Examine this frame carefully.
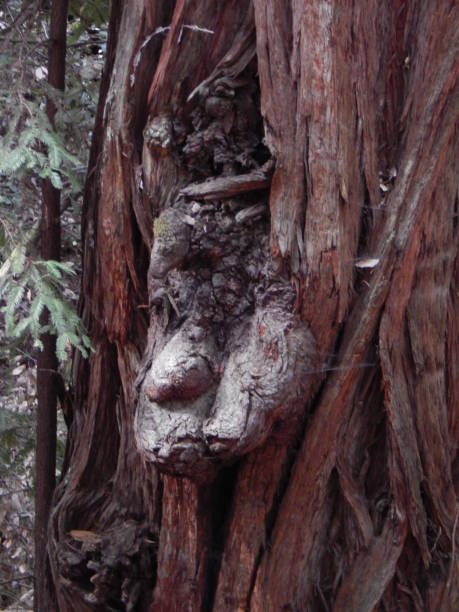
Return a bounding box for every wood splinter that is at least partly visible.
[180,163,273,200]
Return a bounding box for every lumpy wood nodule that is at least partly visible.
[135,189,317,479]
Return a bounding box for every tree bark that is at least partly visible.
[35,1,68,610]
[49,2,458,610]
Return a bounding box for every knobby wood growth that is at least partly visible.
[48,2,457,611]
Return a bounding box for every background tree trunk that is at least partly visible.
[49,1,457,610]
[35,1,68,610]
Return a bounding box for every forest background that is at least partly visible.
[0,2,108,608]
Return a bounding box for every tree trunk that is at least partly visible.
[49,2,457,610]
[35,2,68,610]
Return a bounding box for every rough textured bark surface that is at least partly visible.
[35,1,68,610]
[49,1,457,610]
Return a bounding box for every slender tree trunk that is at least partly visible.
[49,2,457,610]
[35,1,68,610]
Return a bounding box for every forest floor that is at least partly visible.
[0,350,35,611]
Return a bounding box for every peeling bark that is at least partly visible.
[49,1,458,610]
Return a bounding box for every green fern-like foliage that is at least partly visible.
[0,237,93,361]
[0,108,82,193]
[0,33,98,365]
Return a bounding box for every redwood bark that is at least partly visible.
[49,2,458,611]
[35,2,68,610]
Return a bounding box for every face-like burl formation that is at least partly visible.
[135,191,317,479]
[135,58,316,479]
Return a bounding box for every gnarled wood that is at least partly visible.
[49,1,458,610]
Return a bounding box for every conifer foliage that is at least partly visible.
[0,2,107,608]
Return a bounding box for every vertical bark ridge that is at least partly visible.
[151,478,211,610]
[250,348,393,609]
[73,344,121,490]
[213,440,294,610]
[49,3,168,608]
[447,240,458,472]
[254,0,304,271]
[254,0,365,347]
[247,4,384,603]
[336,364,383,551]
[249,4,456,605]
[333,507,407,611]
[379,0,457,580]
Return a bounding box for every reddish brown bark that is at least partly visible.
[49,1,457,610]
[35,1,68,610]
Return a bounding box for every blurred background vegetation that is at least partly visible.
[0,1,108,608]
